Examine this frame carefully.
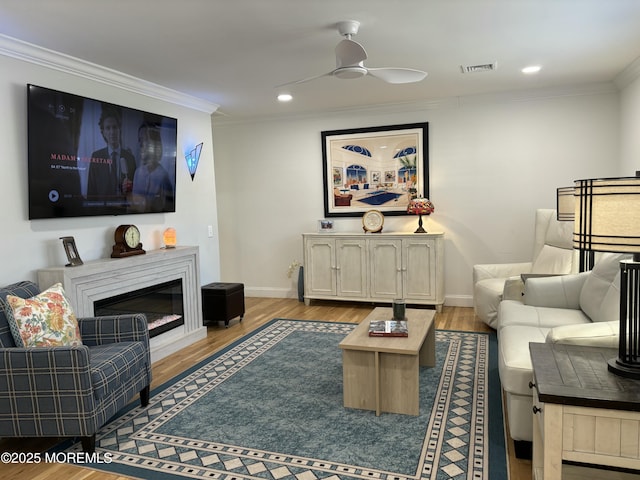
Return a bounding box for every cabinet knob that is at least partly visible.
[533,406,543,415]
[528,381,536,389]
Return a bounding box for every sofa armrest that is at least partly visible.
[79,313,149,348]
[546,321,619,348]
[524,271,589,308]
[473,262,532,283]
[502,276,524,301]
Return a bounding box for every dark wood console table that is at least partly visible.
[529,342,640,479]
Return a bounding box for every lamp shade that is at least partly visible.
[573,177,640,254]
[407,197,434,234]
[407,198,434,216]
[163,227,177,248]
[556,186,575,221]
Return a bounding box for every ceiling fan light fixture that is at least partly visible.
[333,65,368,80]
[276,20,426,87]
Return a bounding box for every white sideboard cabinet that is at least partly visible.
[302,232,444,311]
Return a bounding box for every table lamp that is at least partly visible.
[573,175,640,378]
[558,185,593,272]
[406,197,434,233]
[556,186,575,222]
[163,227,177,248]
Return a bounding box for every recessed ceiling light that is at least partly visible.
[277,93,293,102]
[521,65,542,74]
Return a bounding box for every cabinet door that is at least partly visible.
[403,238,437,301]
[336,239,367,298]
[369,238,402,299]
[304,238,336,296]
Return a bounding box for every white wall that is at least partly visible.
[620,64,640,175]
[213,86,621,306]
[0,38,221,287]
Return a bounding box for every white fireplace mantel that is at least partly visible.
[37,246,206,363]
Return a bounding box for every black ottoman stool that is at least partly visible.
[201,282,245,327]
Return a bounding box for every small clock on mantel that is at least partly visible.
[111,224,146,258]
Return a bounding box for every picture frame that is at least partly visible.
[60,236,84,267]
[317,219,335,232]
[321,122,429,217]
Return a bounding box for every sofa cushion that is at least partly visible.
[89,341,147,401]
[546,320,619,348]
[524,272,588,309]
[0,281,41,348]
[579,253,626,323]
[498,325,549,395]
[498,299,590,330]
[4,283,82,348]
[543,215,574,250]
[531,244,573,274]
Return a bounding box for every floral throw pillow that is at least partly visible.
[5,283,82,348]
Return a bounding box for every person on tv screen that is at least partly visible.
[131,123,173,213]
[86,106,136,204]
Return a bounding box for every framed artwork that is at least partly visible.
[321,122,429,217]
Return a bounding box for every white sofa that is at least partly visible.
[496,252,627,452]
[473,209,576,329]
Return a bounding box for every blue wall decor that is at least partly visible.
[185,143,203,180]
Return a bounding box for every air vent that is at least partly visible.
[460,62,497,74]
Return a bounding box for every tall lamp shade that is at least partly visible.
[556,186,575,222]
[573,177,640,255]
[574,176,640,378]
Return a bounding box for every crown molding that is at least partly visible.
[213,82,618,127]
[458,82,618,106]
[0,34,219,114]
[614,55,640,90]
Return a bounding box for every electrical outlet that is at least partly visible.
[207,225,214,238]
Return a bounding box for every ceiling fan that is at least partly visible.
[278,20,428,87]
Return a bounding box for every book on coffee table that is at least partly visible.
[368,320,408,337]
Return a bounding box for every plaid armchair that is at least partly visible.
[0,281,152,452]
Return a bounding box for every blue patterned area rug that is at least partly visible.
[62,319,508,480]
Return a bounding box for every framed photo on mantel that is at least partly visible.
[321,122,429,217]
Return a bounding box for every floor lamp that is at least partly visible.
[573,175,640,378]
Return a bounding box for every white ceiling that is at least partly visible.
[2,0,640,120]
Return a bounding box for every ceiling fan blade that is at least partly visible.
[367,67,427,84]
[335,39,367,68]
[275,71,333,88]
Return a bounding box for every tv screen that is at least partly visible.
[27,84,178,219]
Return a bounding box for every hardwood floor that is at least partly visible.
[0,298,531,480]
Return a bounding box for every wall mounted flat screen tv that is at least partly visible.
[27,84,178,219]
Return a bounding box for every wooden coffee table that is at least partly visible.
[338,307,436,416]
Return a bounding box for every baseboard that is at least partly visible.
[244,287,295,298]
[444,294,474,308]
[244,288,475,308]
